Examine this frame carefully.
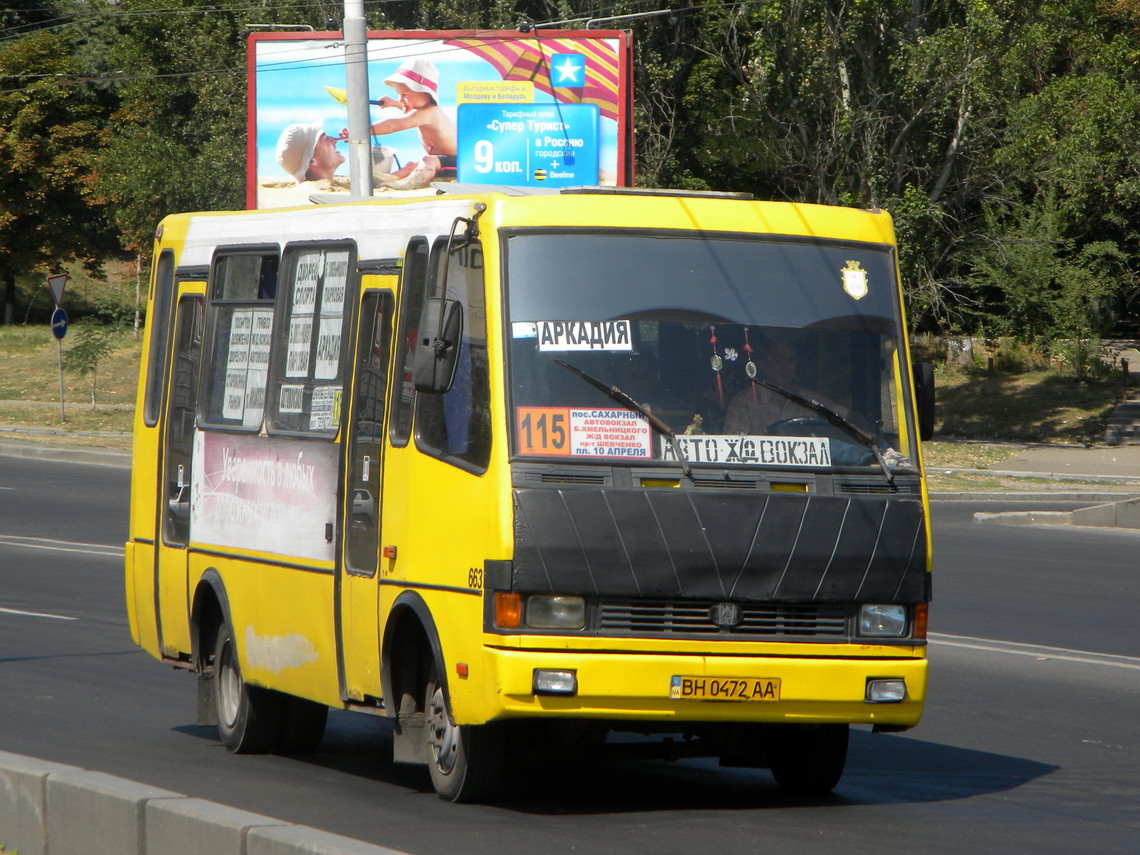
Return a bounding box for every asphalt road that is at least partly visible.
[1,455,1138,853]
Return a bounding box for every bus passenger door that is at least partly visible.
[156,290,204,659]
[338,289,394,701]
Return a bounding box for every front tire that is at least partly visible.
[423,664,505,802]
[768,723,849,796]
[213,622,283,753]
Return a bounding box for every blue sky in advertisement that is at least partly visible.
[253,36,622,205]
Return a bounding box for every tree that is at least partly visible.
[64,322,120,409]
[0,29,122,323]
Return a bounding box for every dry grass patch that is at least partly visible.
[0,324,140,405]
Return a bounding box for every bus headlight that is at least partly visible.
[526,595,586,629]
[858,604,907,637]
[866,678,907,703]
[533,669,578,695]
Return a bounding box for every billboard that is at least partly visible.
[248,30,634,208]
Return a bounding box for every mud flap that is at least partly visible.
[197,670,218,726]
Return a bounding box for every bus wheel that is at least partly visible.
[423,664,504,802]
[213,622,282,753]
[768,723,848,796]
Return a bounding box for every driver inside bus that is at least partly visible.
[722,330,855,435]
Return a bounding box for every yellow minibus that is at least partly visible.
[125,186,934,802]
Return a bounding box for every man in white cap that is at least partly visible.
[276,121,345,182]
[346,57,457,190]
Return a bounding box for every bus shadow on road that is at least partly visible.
[479,729,1058,813]
[184,711,1056,813]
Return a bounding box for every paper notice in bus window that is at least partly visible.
[516,406,652,459]
[279,384,304,413]
[286,317,312,378]
[227,310,253,371]
[243,368,267,429]
[309,386,341,431]
[660,434,833,467]
[248,310,273,374]
[223,369,246,421]
[292,251,320,315]
[536,320,633,352]
[319,250,349,318]
[314,317,341,380]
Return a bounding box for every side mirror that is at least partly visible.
[412,298,463,393]
[912,362,935,441]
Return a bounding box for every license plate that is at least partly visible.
[670,675,781,702]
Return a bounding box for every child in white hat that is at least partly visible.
[341,58,457,190]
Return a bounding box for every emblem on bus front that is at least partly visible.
[711,602,742,628]
[841,260,868,300]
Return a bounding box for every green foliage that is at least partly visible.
[63,322,123,408]
[967,193,1123,346]
[6,0,1140,344]
[0,26,124,320]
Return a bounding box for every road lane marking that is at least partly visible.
[930,632,1140,671]
[0,534,122,557]
[0,606,77,621]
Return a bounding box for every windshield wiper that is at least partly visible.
[750,378,895,484]
[553,359,692,477]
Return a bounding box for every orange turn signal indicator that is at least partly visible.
[914,603,928,639]
[494,592,523,629]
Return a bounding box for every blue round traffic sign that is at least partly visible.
[51,307,68,340]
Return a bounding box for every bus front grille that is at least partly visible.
[596,600,849,639]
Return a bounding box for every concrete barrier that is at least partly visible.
[0,751,408,855]
[975,494,1140,528]
[1071,495,1140,528]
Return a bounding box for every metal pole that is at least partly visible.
[343,0,373,197]
[57,337,65,422]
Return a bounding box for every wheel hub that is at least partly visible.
[425,685,459,774]
[216,639,242,728]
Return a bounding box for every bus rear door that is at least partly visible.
[155,282,205,659]
[337,286,395,702]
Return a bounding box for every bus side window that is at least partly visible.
[389,238,430,447]
[143,249,176,427]
[199,250,279,431]
[414,240,491,473]
[266,242,358,436]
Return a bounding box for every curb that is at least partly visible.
[0,751,409,855]
[929,491,1140,503]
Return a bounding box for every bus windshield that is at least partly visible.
[505,230,918,471]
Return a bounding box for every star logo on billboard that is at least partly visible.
[552,53,585,87]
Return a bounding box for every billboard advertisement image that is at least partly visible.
[248,30,634,208]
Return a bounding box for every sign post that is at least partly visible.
[46,274,69,422]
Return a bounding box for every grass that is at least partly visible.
[0,325,1133,481]
[0,322,139,448]
[932,363,1123,444]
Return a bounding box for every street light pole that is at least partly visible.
[343,0,373,197]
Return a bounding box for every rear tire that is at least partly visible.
[423,663,505,802]
[769,723,848,796]
[213,622,283,753]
